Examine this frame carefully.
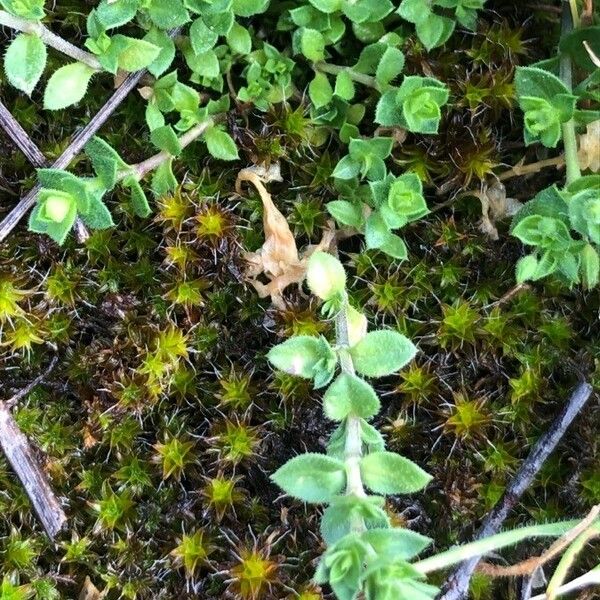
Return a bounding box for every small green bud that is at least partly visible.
[39,190,74,223]
[306,251,346,301]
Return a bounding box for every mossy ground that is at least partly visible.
[0,1,599,599]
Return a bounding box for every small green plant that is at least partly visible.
[509,5,600,289]
[398,0,487,50]
[267,251,594,600]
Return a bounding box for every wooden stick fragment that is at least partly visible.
[0,100,89,241]
[0,357,67,538]
[437,381,594,600]
[0,100,47,166]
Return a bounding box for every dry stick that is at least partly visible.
[0,100,46,166]
[437,381,594,600]
[0,99,89,242]
[497,156,566,182]
[0,356,67,538]
[0,70,149,243]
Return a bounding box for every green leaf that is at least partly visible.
[416,13,455,51]
[36,189,76,223]
[398,0,431,24]
[44,62,96,110]
[321,496,389,545]
[85,137,128,189]
[307,0,342,12]
[301,28,326,62]
[226,22,252,54]
[360,419,386,452]
[375,89,404,126]
[28,200,77,245]
[204,127,239,161]
[362,528,432,560]
[350,330,417,377]
[96,0,140,29]
[365,212,390,249]
[515,255,539,284]
[148,0,191,29]
[309,72,334,109]
[151,125,183,156]
[360,451,432,495]
[79,194,114,230]
[204,10,234,35]
[326,200,364,228]
[306,251,346,301]
[397,76,449,133]
[375,46,405,87]
[151,157,177,197]
[113,35,162,71]
[514,66,571,104]
[332,155,360,180]
[145,102,165,131]
[268,335,336,384]
[520,96,563,148]
[512,215,573,249]
[580,244,599,289]
[232,0,269,16]
[0,0,45,20]
[190,17,219,55]
[569,189,600,244]
[122,176,151,217]
[189,48,220,78]
[143,28,176,77]
[380,233,408,260]
[510,185,569,230]
[559,26,600,72]
[334,70,355,101]
[271,453,346,503]
[323,373,380,421]
[4,33,46,96]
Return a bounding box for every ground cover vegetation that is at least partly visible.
[0,0,599,598]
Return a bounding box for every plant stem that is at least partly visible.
[335,298,367,532]
[0,10,101,70]
[559,2,581,185]
[129,118,217,180]
[497,155,565,181]
[315,62,378,89]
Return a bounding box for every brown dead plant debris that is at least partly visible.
[235,167,335,309]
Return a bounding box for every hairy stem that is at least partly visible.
[335,299,367,532]
[0,10,101,70]
[129,118,218,180]
[315,61,378,89]
[559,1,581,185]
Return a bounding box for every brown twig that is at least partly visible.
[437,381,594,600]
[0,356,66,538]
[497,156,566,181]
[0,99,46,166]
[5,355,58,409]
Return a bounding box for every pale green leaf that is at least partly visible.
[4,33,46,96]
[44,62,95,110]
